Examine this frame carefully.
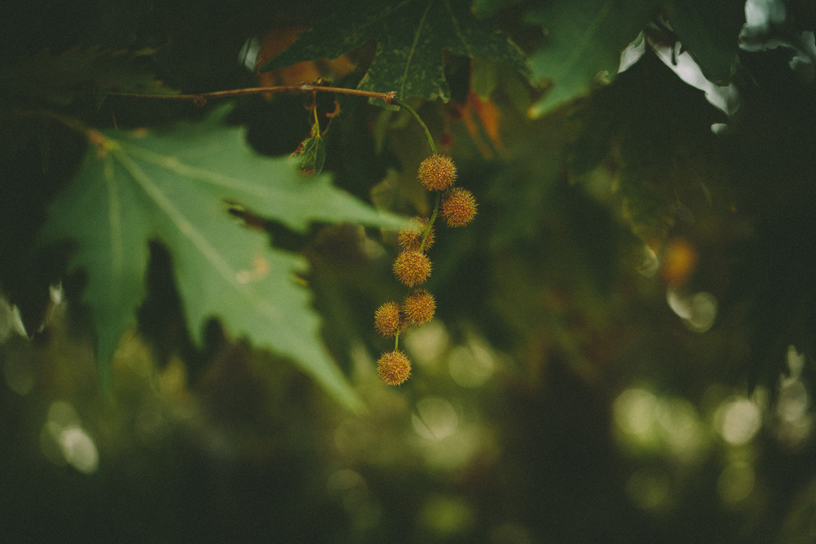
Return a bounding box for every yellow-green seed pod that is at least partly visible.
[418,154,457,191]
[403,289,436,327]
[377,350,412,385]
[393,250,431,287]
[374,301,402,337]
[441,188,477,227]
[398,216,435,252]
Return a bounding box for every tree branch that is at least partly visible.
[106,85,398,107]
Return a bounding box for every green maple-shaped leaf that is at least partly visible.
[260,0,529,102]
[0,46,179,107]
[40,106,406,412]
[525,0,657,116]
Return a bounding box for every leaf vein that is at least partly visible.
[126,145,282,199]
[444,0,472,58]
[112,149,239,285]
[103,153,123,294]
[402,0,435,97]
[113,148,287,325]
[557,0,613,75]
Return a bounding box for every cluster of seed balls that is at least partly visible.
[374,154,478,386]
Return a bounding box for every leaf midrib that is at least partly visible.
[102,153,124,298]
[111,146,286,325]
[401,0,434,97]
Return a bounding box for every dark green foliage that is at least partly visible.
[720,46,816,391]
[665,0,746,83]
[261,0,530,101]
[523,0,744,115]
[525,0,658,115]
[572,46,729,241]
[0,47,178,108]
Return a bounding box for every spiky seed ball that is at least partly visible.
[374,302,402,337]
[441,188,477,227]
[403,289,436,327]
[418,154,457,191]
[393,250,431,287]
[377,350,412,385]
[398,216,435,252]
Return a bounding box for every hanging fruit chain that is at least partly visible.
[374,149,477,385]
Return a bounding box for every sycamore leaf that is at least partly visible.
[525,0,657,117]
[0,46,179,107]
[260,0,530,102]
[40,106,407,412]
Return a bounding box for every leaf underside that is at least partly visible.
[260,0,530,102]
[40,106,407,412]
[525,0,744,116]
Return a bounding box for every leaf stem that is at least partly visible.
[419,193,440,252]
[14,108,93,137]
[13,108,115,152]
[390,97,441,251]
[391,97,437,156]
[106,85,398,107]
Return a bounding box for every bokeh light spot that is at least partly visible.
[667,290,718,333]
[42,401,99,474]
[418,494,474,537]
[655,397,708,463]
[716,398,762,446]
[412,397,458,440]
[718,461,755,506]
[778,379,809,423]
[47,401,80,430]
[787,345,806,377]
[614,388,658,437]
[448,338,495,388]
[687,292,718,332]
[662,238,698,286]
[58,427,99,475]
[404,321,450,368]
[626,468,672,512]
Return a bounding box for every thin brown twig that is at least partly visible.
[106,85,398,107]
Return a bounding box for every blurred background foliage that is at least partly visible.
[2,0,816,542]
